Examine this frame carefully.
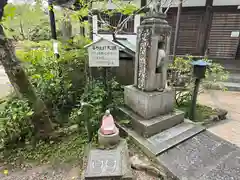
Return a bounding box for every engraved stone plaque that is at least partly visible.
[148,123,194,145]
[201,150,240,180]
[158,131,238,179]
[85,149,122,179]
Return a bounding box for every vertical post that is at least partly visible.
[102,67,108,111]
[189,78,201,120]
[48,0,59,58]
[88,2,93,40]
[141,0,147,7]
[173,0,183,60]
[0,0,7,21]
[201,0,213,56]
[82,104,93,142]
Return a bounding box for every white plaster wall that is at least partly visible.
[92,15,98,34]
[213,0,240,6]
[134,15,141,33]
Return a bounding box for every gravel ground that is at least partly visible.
[0,164,81,180]
[0,164,161,180]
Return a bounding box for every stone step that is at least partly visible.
[222,82,240,92]
[147,123,205,156]
[119,107,184,138]
[116,122,205,158]
[157,131,239,180]
[226,73,240,83]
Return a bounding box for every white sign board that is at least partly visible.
[86,38,119,67]
[231,31,240,38]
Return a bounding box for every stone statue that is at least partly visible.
[98,110,120,147]
[134,2,171,92]
[149,0,162,14]
[157,49,166,69]
[100,110,117,135]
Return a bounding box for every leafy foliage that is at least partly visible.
[1,133,87,165]
[70,78,124,141]
[0,37,91,150]
[0,0,132,161]
[2,2,64,41]
[168,56,229,106]
[0,98,34,148]
[16,38,89,125]
[176,100,217,122]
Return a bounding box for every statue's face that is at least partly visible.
[159,35,165,41]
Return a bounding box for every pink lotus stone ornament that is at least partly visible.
[100,110,117,135]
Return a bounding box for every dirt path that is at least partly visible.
[0,164,81,180]
[0,67,12,98]
[0,163,161,180]
[199,90,240,147]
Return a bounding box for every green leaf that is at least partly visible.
[26,111,34,116]
[119,119,130,125]
[12,114,17,120]
[31,74,41,79]
[3,4,16,19]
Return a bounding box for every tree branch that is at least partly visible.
[164,0,174,14]
[114,0,154,34]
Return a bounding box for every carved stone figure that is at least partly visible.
[100,110,117,135]
[98,110,120,147]
[134,16,171,91]
[157,49,166,69]
[149,0,162,14]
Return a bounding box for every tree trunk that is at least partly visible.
[61,12,72,41]
[0,1,53,139]
[88,2,93,40]
[0,26,53,138]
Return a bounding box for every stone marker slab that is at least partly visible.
[116,121,204,159]
[84,139,133,180]
[157,131,239,180]
[200,150,240,180]
[148,123,194,144]
[147,123,205,155]
[85,149,122,179]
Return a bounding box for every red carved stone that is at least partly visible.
[100,112,117,135]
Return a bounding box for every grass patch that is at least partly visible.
[0,133,88,167]
[177,101,217,122]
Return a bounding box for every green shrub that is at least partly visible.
[16,38,89,125]
[0,98,34,148]
[168,56,229,106]
[69,78,124,140]
[0,36,92,149]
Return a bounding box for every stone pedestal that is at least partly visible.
[98,128,120,147]
[124,85,174,119]
[84,139,133,180]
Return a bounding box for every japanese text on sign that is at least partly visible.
[87,39,119,67]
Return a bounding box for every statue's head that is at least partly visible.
[105,109,111,116]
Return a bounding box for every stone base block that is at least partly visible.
[98,128,120,147]
[124,85,174,119]
[120,107,184,138]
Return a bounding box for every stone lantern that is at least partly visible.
[134,3,172,91]
[125,1,175,120]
